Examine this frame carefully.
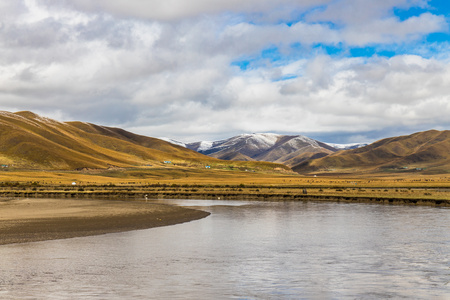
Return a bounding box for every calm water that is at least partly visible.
[0,200,448,299]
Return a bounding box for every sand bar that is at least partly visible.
[0,198,210,245]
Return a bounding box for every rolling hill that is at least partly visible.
[0,111,289,171]
[293,130,450,174]
[3,111,446,175]
[186,133,337,167]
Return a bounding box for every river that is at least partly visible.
[0,200,449,299]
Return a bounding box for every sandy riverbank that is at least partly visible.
[0,198,210,245]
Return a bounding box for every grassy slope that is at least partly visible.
[0,111,290,172]
[293,130,450,174]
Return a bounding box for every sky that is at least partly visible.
[0,0,450,144]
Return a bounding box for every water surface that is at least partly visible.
[0,200,448,299]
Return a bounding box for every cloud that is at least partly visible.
[128,53,450,142]
[306,0,427,25]
[56,0,330,22]
[0,0,448,144]
[0,1,28,21]
[341,13,447,45]
[279,54,450,129]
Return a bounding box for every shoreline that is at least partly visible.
[0,191,447,245]
[1,190,448,206]
[0,198,210,245]
[146,192,450,206]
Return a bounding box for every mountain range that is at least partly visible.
[293,129,450,174]
[0,110,447,174]
[163,134,365,167]
[168,131,449,174]
[0,111,208,170]
[0,111,287,171]
[184,133,341,167]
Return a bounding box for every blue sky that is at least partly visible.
[234,0,450,72]
[0,0,449,143]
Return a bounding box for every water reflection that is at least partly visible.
[0,201,448,299]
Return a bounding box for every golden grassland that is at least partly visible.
[0,166,448,203]
[0,111,294,173]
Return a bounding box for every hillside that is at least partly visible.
[293,130,450,174]
[186,133,336,167]
[0,111,289,171]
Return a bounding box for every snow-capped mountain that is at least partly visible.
[294,130,450,174]
[186,133,337,167]
[325,142,368,150]
[187,133,279,155]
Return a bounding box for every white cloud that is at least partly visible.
[342,13,447,45]
[57,0,330,22]
[306,0,428,25]
[124,53,450,141]
[0,0,448,143]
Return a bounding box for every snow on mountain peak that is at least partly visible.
[246,133,280,148]
[215,133,280,150]
[287,135,320,148]
[198,141,214,151]
[325,142,367,150]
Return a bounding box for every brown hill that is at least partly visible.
[0,111,289,171]
[293,130,450,174]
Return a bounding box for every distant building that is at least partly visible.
[164,161,172,164]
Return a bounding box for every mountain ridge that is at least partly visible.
[0,111,289,172]
[293,129,450,174]
[2,111,447,175]
[0,111,205,169]
[185,133,338,167]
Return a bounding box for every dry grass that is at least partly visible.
[0,111,293,176]
[0,167,448,201]
[294,130,450,175]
